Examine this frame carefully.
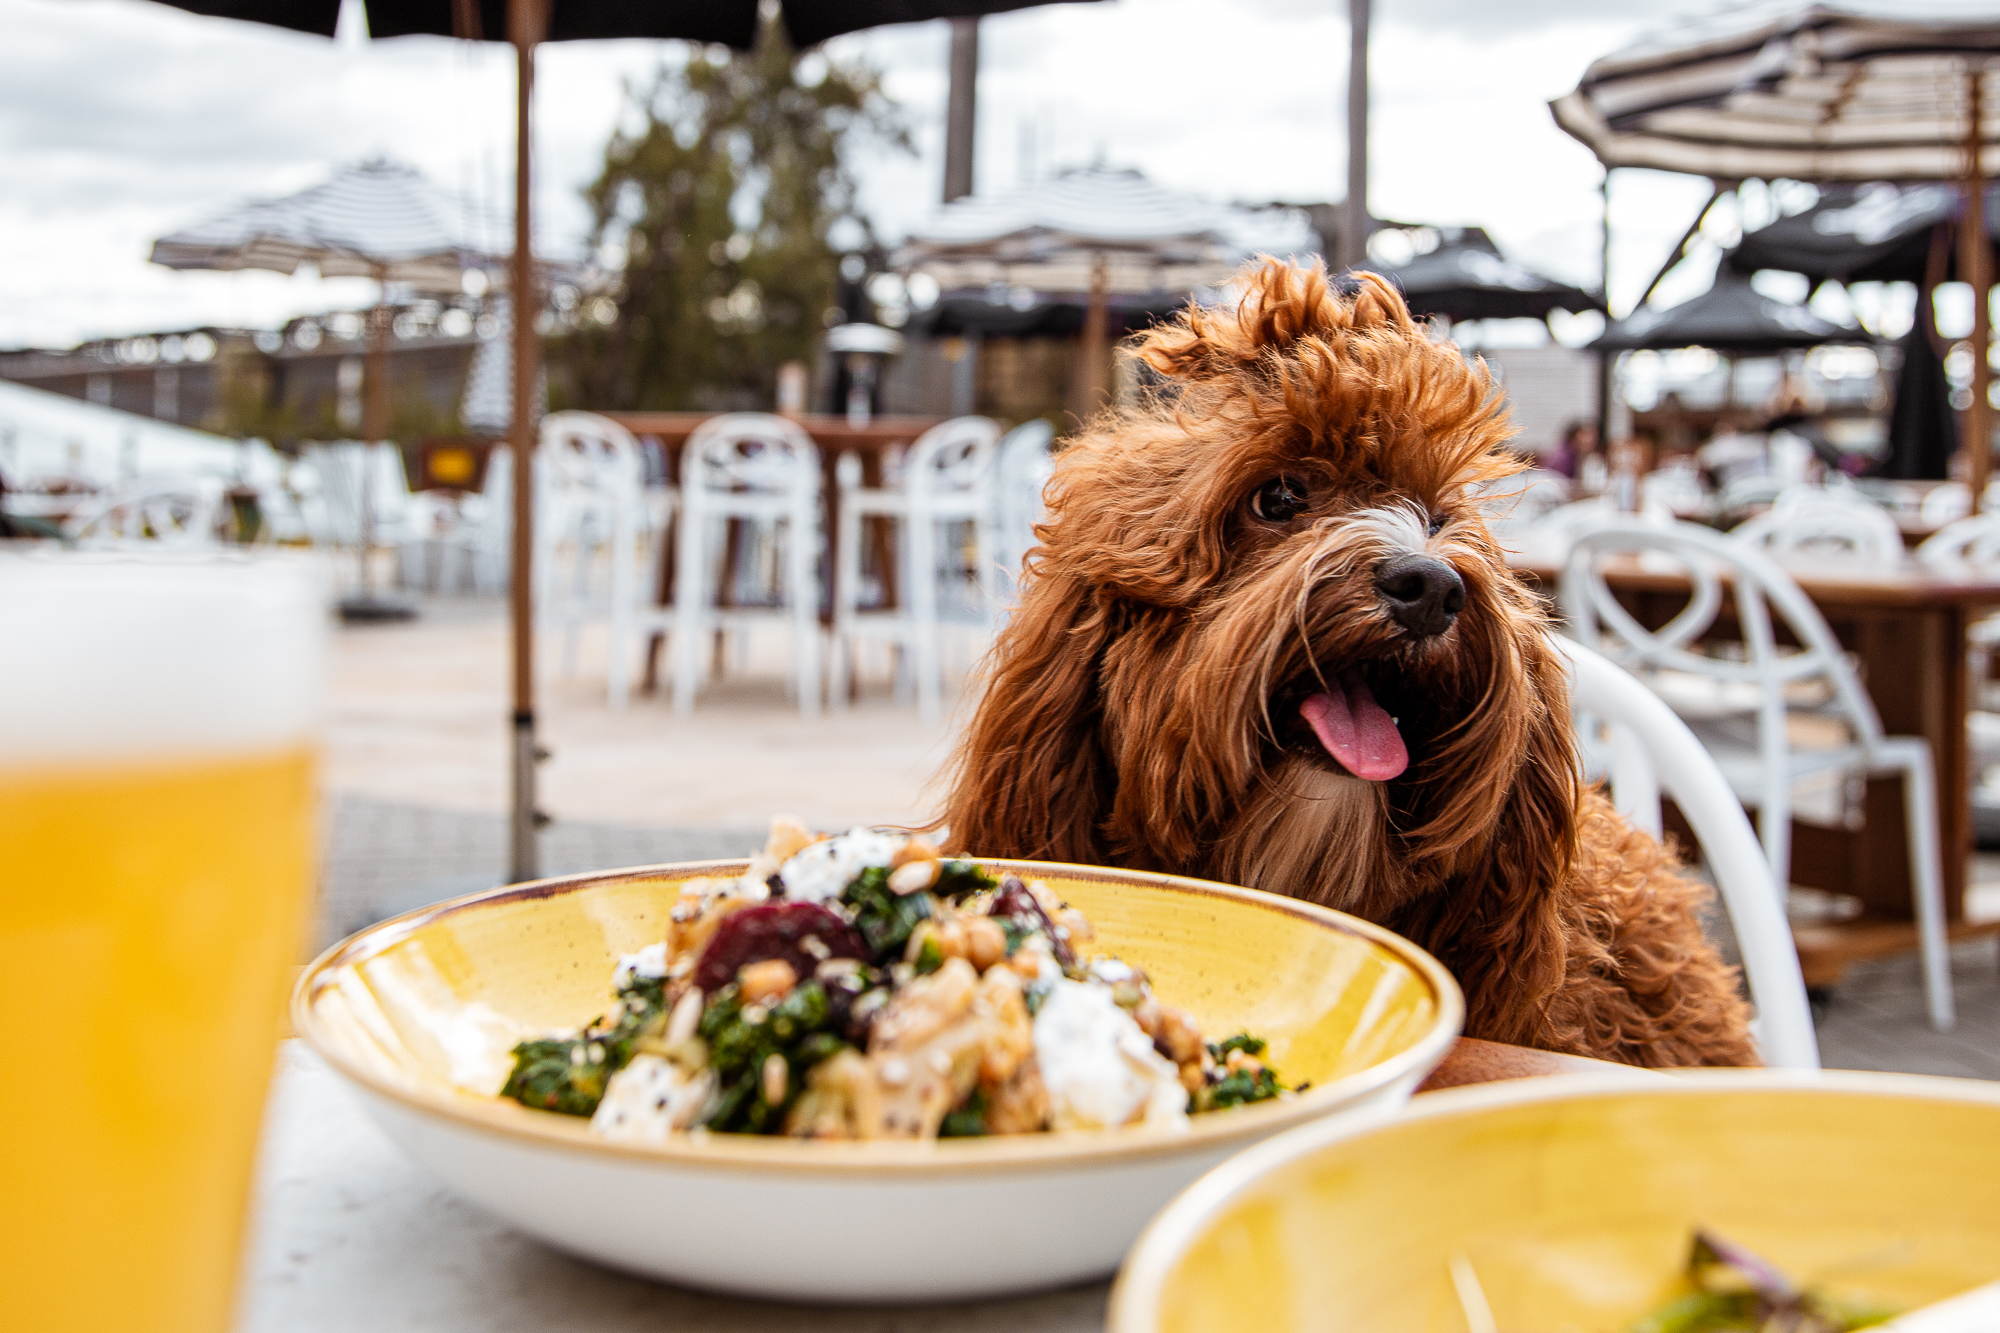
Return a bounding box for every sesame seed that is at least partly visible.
[762,1053,788,1105]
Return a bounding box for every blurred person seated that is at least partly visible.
[1539,420,1596,479]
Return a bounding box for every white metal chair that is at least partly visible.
[1918,510,2000,716]
[1731,486,1903,565]
[61,475,225,547]
[538,412,676,709]
[1558,636,1819,1069]
[829,415,1002,721]
[1562,519,1954,1030]
[1517,494,1673,557]
[671,413,822,715]
[991,417,1057,602]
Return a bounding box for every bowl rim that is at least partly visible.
[294,856,1465,1177]
[1106,1067,2000,1333]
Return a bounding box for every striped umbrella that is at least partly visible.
[900,167,1315,408]
[151,158,490,290]
[152,159,494,626]
[1552,3,2000,508]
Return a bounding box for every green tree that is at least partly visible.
[548,19,908,411]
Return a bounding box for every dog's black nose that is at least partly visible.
[1374,554,1465,638]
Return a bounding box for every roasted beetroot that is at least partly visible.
[692,901,868,994]
[988,874,1075,967]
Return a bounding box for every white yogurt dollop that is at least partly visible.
[590,1056,715,1143]
[1032,979,1189,1131]
[611,941,668,988]
[778,828,904,903]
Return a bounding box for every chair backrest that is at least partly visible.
[302,442,408,544]
[1520,494,1672,555]
[902,415,1001,500]
[540,410,646,494]
[62,476,224,547]
[1916,510,2000,571]
[1556,636,1819,1069]
[1561,519,1886,757]
[679,413,819,509]
[992,418,1056,579]
[1730,487,1902,565]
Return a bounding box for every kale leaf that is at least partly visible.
[696,980,851,1134]
[500,1038,614,1116]
[840,865,934,960]
[939,1089,989,1138]
[932,859,998,900]
[1194,1064,1281,1113]
[1207,1032,1267,1061]
[499,971,669,1118]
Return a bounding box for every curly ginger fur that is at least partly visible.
[940,258,1755,1068]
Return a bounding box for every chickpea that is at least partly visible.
[738,958,799,1003]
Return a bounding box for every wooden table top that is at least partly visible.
[1508,541,2000,611]
[599,411,945,451]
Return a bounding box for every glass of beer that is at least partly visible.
[0,552,325,1333]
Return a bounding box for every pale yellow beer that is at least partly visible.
[0,556,324,1333]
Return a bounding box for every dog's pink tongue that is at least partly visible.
[1300,681,1408,781]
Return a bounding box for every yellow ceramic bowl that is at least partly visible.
[1111,1070,2000,1333]
[295,859,1462,1302]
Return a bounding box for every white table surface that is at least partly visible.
[238,1043,1111,1333]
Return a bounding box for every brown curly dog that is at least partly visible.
[940,258,1756,1068]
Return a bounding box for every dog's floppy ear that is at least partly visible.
[938,565,1117,862]
[1133,257,1417,386]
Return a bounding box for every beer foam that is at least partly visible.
[0,551,328,766]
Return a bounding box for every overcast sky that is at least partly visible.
[2,0,1781,349]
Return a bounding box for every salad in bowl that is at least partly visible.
[502,818,1285,1142]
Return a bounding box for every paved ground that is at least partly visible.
[320,595,2000,1080]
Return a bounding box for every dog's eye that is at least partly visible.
[1427,512,1448,536]
[1251,476,1310,523]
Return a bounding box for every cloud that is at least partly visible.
[0,0,1730,347]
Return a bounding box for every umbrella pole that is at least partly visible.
[1076,252,1110,418]
[1965,66,1992,513]
[361,286,387,597]
[508,0,547,883]
[335,276,414,622]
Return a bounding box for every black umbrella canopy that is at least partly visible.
[1372,226,1602,323]
[1878,322,1957,481]
[1728,181,2000,286]
[162,0,1090,49]
[162,1,756,44]
[1594,268,1860,354]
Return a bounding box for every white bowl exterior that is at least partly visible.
[349,1070,1426,1302]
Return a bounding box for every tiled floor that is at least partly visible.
[319,794,2000,1080]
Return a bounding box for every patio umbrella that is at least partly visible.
[1550,4,2000,503]
[1372,226,1602,323]
[1728,181,2000,286]
[151,157,490,623]
[1593,268,1858,355]
[899,167,1314,411]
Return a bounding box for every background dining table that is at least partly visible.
[237,1038,1650,1333]
[1508,537,2000,987]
